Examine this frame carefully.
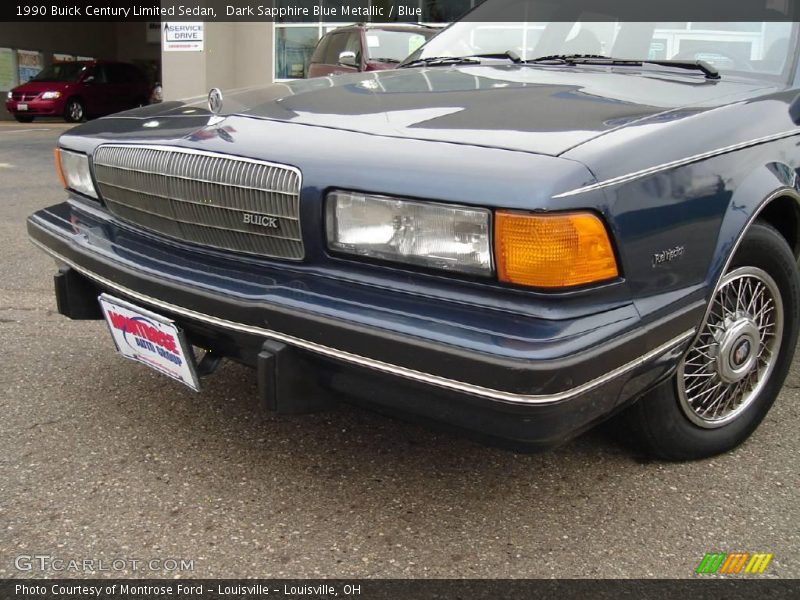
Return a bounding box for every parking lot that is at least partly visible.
[1,122,798,579]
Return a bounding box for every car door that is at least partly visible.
[104,64,132,114]
[116,64,148,110]
[77,66,108,116]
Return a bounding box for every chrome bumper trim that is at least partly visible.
[30,235,694,406]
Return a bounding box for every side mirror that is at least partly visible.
[338,51,359,69]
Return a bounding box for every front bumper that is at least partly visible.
[28,201,701,446]
[6,98,62,116]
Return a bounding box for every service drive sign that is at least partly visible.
[163,22,204,52]
[99,294,200,391]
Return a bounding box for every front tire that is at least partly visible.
[64,98,85,123]
[627,221,799,460]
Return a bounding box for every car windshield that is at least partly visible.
[410,3,796,78]
[31,62,87,82]
[366,29,435,63]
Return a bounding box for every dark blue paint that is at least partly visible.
[27,49,800,444]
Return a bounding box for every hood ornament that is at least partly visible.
[207,88,223,115]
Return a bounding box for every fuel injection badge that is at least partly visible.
[653,245,686,267]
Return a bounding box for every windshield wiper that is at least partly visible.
[399,56,481,69]
[399,53,719,78]
[523,54,720,79]
[528,54,611,63]
[466,50,523,63]
[400,50,523,69]
[372,58,401,63]
[641,59,721,80]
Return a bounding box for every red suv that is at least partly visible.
[307,24,438,78]
[5,60,150,123]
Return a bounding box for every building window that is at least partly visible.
[275,26,321,78]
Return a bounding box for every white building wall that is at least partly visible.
[161,22,275,101]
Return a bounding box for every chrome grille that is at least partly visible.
[92,145,303,260]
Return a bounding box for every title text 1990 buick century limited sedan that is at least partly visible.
[27,8,800,459]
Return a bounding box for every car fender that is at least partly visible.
[692,162,800,345]
[708,163,799,291]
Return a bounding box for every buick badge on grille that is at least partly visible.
[243,213,279,228]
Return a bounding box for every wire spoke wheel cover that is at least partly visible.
[678,266,784,428]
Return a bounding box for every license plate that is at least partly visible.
[98,294,200,391]
[17,103,28,111]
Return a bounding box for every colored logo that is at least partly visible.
[107,310,182,367]
[696,552,773,574]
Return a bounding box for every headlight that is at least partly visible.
[6,91,11,100]
[41,91,62,100]
[326,191,491,276]
[54,148,98,199]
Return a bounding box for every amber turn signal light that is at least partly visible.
[494,210,619,288]
[54,147,67,189]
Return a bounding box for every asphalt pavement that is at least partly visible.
[0,122,798,579]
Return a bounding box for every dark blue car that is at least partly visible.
[28,8,800,459]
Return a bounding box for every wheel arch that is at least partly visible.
[709,160,800,283]
[694,173,800,348]
[716,187,800,284]
[756,194,800,258]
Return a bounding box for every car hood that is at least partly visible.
[12,80,73,93]
[110,64,776,157]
